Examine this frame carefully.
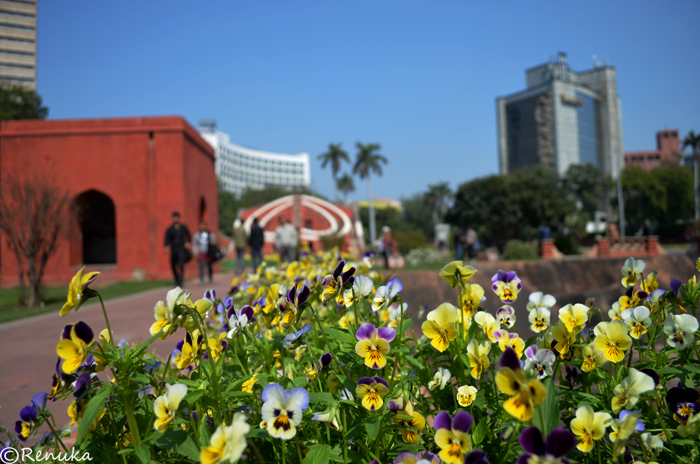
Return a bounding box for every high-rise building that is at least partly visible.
[496,53,624,178]
[0,0,37,89]
[198,120,311,196]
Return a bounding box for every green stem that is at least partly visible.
[596,441,602,464]
[295,438,304,464]
[97,293,114,344]
[650,399,680,461]
[342,409,349,464]
[44,413,69,453]
[282,439,287,464]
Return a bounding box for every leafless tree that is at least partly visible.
[0,171,70,307]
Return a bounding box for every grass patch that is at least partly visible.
[0,279,171,324]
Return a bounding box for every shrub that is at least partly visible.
[405,246,442,267]
[394,229,427,254]
[553,232,580,255]
[503,239,538,260]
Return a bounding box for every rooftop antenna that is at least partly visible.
[592,54,601,68]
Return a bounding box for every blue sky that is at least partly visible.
[39,1,700,200]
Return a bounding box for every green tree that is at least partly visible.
[336,172,355,202]
[682,130,700,220]
[218,180,239,234]
[0,83,48,120]
[353,142,387,244]
[562,163,612,216]
[425,181,452,231]
[400,192,434,239]
[318,143,350,201]
[447,169,574,250]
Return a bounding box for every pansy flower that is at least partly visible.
[621,257,645,288]
[60,267,100,317]
[177,330,203,370]
[526,292,556,311]
[670,278,682,298]
[550,322,575,360]
[321,260,355,304]
[474,311,500,342]
[641,432,664,456]
[150,287,188,339]
[227,304,254,337]
[460,283,485,318]
[14,393,46,442]
[580,344,605,373]
[428,367,451,391]
[621,306,651,339]
[355,323,395,369]
[433,410,473,464]
[666,387,700,423]
[56,321,94,374]
[491,270,522,304]
[495,347,547,421]
[645,288,665,317]
[260,383,309,440]
[516,426,576,464]
[278,284,310,328]
[663,313,699,349]
[200,413,250,464]
[387,303,408,328]
[282,323,312,349]
[528,307,550,333]
[439,260,477,288]
[609,411,644,442]
[496,306,516,328]
[466,339,491,379]
[593,319,631,363]
[558,303,588,333]
[457,385,478,407]
[371,277,403,312]
[241,374,259,393]
[394,451,439,464]
[570,405,612,452]
[362,250,375,268]
[343,275,374,308]
[678,411,700,438]
[421,303,459,352]
[319,353,333,370]
[611,368,655,413]
[492,329,525,358]
[465,450,491,464]
[523,346,555,379]
[642,271,658,292]
[154,383,188,433]
[387,398,425,443]
[355,376,389,410]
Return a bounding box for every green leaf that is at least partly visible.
[683,364,700,375]
[329,446,344,462]
[533,378,560,436]
[185,390,205,404]
[76,387,112,445]
[134,444,150,464]
[399,318,413,335]
[246,428,269,438]
[326,327,355,345]
[199,415,211,447]
[155,428,200,460]
[130,331,164,358]
[472,388,486,409]
[303,444,332,464]
[657,366,683,375]
[364,416,381,440]
[293,376,309,387]
[472,418,487,444]
[309,392,334,404]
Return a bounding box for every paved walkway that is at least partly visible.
[0,272,235,434]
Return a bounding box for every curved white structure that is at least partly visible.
[199,125,311,196]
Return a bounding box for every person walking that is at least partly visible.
[466,227,478,262]
[193,220,216,284]
[248,217,264,272]
[379,226,393,269]
[164,211,191,287]
[274,217,298,263]
[232,218,248,274]
[454,227,465,261]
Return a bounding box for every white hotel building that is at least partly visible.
[199,120,311,196]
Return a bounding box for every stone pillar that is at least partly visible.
[645,236,659,255]
[597,238,610,257]
[540,238,555,259]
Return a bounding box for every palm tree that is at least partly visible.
[336,172,355,202]
[318,143,350,201]
[353,142,387,244]
[426,181,452,231]
[682,130,700,221]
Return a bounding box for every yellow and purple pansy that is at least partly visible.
[495,347,547,422]
[387,398,426,444]
[321,260,355,303]
[491,270,522,304]
[516,426,576,464]
[355,376,389,411]
[394,451,440,464]
[226,303,254,337]
[56,321,94,374]
[278,283,310,328]
[355,323,395,369]
[433,410,474,464]
[14,393,47,442]
[260,383,309,440]
[371,277,403,312]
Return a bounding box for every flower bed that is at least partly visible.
[3,253,700,464]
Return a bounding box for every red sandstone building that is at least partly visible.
[624,129,680,170]
[0,116,219,286]
[239,195,360,255]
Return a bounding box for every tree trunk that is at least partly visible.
[368,174,376,244]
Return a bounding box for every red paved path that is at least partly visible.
[0,273,234,435]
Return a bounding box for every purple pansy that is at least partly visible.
[666,386,700,423]
[283,323,312,349]
[491,270,522,304]
[516,426,576,464]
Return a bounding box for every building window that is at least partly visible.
[577,93,600,167]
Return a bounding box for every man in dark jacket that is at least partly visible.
[248,217,264,272]
[164,211,192,286]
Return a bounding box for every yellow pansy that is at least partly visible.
[474,311,500,342]
[495,348,547,422]
[580,345,605,373]
[570,405,612,452]
[421,303,459,352]
[457,385,478,407]
[60,267,100,316]
[593,320,632,363]
[466,339,491,379]
[154,383,188,433]
[558,303,589,333]
[460,283,484,318]
[439,261,477,288]
[200,414,250,464]
[56,321,94,374]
